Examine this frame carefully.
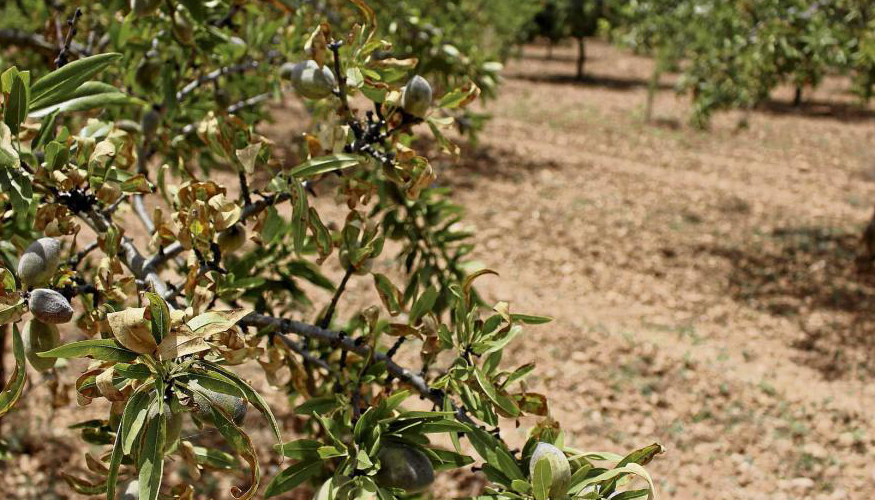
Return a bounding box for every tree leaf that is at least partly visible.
[29,53,122,108]
[137,399,166,500]
[373,274,402,316]
[0,123,19,169]
[264,459,322,498]
[143,292,170,343]
[409,285,438,325]
[532,457,552,500]
[287,154,362,178]
[29,82,132,118]
[191,384,261,499]
[199,360,283,453]
[4,73,29,133]
[274,439,322,460]
[107,307,157,354]
[474,366,520,418]
[156,328,211,360]
[0,325,27,418]
[38,338,139,362]
[186,309,250,337]
[107,386,151,500]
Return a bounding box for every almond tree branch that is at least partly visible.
[0,29,87,59]
[241,313,449,412]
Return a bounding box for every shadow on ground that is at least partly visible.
[434,142,564,190]
[758,98,875,123]
[707,225,875,379]
[507,72,674,92]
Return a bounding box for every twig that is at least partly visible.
[317,267,354,329]
[144,241,184,271]
[237,170,252,206]
[55,8,82,68]
[329,41,352,117]
[226,92,271,114]
[69,241,99,268]
[275,335,335,374]
[176,60,261,101]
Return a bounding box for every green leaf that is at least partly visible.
[108,386,151,500]
[192,446,239,469]
[409,285,438,325]
[567,464,657,498]
[510,313,553,325]
[38,338,138,362]
[532,458,552,500]
[290,178,308,255]
[30,53,123,108]
[29,81,132,118]
[32,109,59,149]
[143,292,170,343]
[264,459,322,498]
[428,448,475,471]
[288,154,362,178]
[192,384,261,499]
[4,74,29,133]
[274,439,322,460]
[121,388,153,454]
[474,367,520,417]
[467,427,524,483]
[0,163,33,217]
[0,325,27,418]
[199,361,283,451]
[437,84,478,109]
[294,395,340,415]
[137,401,166,500]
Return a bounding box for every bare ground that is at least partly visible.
[3,40,875,499]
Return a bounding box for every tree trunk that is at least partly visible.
[576,37,585,81]
[645,62,663,123]
[793,85,803,107]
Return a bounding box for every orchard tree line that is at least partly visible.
[0,1,660,500]
[526,0,875,126]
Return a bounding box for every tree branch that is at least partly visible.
[176,60,262,101]
[242,313,441,406]
[0,29,87,59]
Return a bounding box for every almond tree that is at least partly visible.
[0,1,660,499]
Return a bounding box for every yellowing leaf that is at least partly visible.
[186,309,250,337]
[107,307,157,354]
[156,326,211,360]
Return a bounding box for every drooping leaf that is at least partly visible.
[199,360,283,451]
[0,325,27,418]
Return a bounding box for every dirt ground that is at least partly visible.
[3,40,875,499]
